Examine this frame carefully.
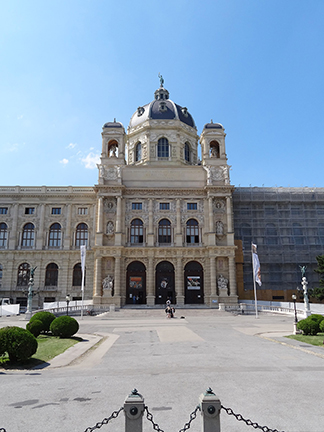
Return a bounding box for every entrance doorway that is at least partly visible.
[184,261,204,304]
[126,261,146,304]
[155,261,175,304]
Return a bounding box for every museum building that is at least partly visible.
[0,82,323,308]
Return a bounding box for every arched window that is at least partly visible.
[108,139,118,157]
[241,223,252,249]
[186,219,199,244]
[75,223,88,247]
[0,223,7,248]
[158,219,171,244]
[17,263,30,286]
[210,140,220,158]
[184,142,190,162]
[135,142,142,162]
[73,263,85,286]
[157,137,169,158]
[0,264,2,287]
[293,223,304,245]
[45,263,58,286]
[318,223,324,244]
[130,219,143,244]
[49,223,61,248]
[22,223,35,248]
[265,223,278,245]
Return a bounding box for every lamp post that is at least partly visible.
[66,294,71,316]
[292,294,298,334]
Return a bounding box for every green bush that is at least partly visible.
[319,320,324,333]
[50,316,79,338]
[297,317,320,335]
[29,311,56,333]
[26,319,43,338]
[0,326,10,356]
[1,326,37,362]
[309,314,324,325]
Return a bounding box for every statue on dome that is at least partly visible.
[158,73,164,88]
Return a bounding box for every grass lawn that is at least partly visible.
[0,334,81,368]
[286,333,324,347]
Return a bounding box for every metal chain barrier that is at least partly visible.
[83,406,124,432]
[0,429,7,432]
[144,405,165,432]
[221,405,285,432]
[178,405,201,432]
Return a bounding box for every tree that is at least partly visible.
[310,255,324,301]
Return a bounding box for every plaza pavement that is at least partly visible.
[0,309,324,432]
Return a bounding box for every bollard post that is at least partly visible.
[199,388,221,432]
[124,389,145,432]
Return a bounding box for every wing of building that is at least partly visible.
[0,82,323,308]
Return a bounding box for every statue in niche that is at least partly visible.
[210,147,219,158]
[217,274,228,291]
[109,144,117,157]
[97,164,106,178]
[107,221,114,235]
[216,221,224,235]
[102,275,114,290]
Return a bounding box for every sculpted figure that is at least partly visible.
[102,275,114,290]
[109,145,117,157]
[216,221,224,235]
[217,274,228,291]
[107,221,114,234]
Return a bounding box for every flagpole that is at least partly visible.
[252,243,259,319]
[80,245,86,320]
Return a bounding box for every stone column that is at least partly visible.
[176,256,184,306]
[114,256,121,304]
[64,204,72,250]
[147,256,155,306]
[226,196,234,246]
[96,197,103,246]
[9,203,18,249]
[93,256,102,301]
[175,199,182,246]
[228,256,238,299]
[115,197,122,246]
[37,204,45,250]
[147,199,154,246]
[208,197,216,245]
[209,257,217,307]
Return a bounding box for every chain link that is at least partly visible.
[83,406,124,432]
[144,405,165,432]
[0,429,7,432]
[178,405,201,432]
[221,405,285,432]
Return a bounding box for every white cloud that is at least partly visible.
[17,115,24,120]
[66,143,77,149]
[81,152,100,169]
[60,158,69,165]
[3,142,25,153]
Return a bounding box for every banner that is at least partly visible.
[252,243,262,286]
[80,245,86,273]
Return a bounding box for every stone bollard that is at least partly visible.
[124,389,145,432]
[199,388,221,432]
[110,304,115,312]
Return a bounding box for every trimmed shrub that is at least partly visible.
[0,326,10,357]
[2,326,37,362]
[309,314,324,326]
[26,319,43,338]
[297,317,320,335]
[50,316,79,338]
[319,319,324,333]
[29,311,56,333]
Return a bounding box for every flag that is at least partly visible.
[252,243,262,286]
[80,245,86,292]
[80,245,86,273]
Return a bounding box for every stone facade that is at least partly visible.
[0,84,238,308]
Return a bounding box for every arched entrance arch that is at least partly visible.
[184,261,204,304]
[126,261,146,304]
[155,261,175,304]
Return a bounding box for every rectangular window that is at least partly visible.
[187,203,197,210]
[132,203,142,210]
[51,207,61,215]
[0,208,8,215]
[160,203,170,210]
[78,207,88,215]
[25,207,35,215]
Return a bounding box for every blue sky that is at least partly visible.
[1,0,324,187]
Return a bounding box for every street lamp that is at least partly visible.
[292,293,298,335]
[66,294,71,316]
